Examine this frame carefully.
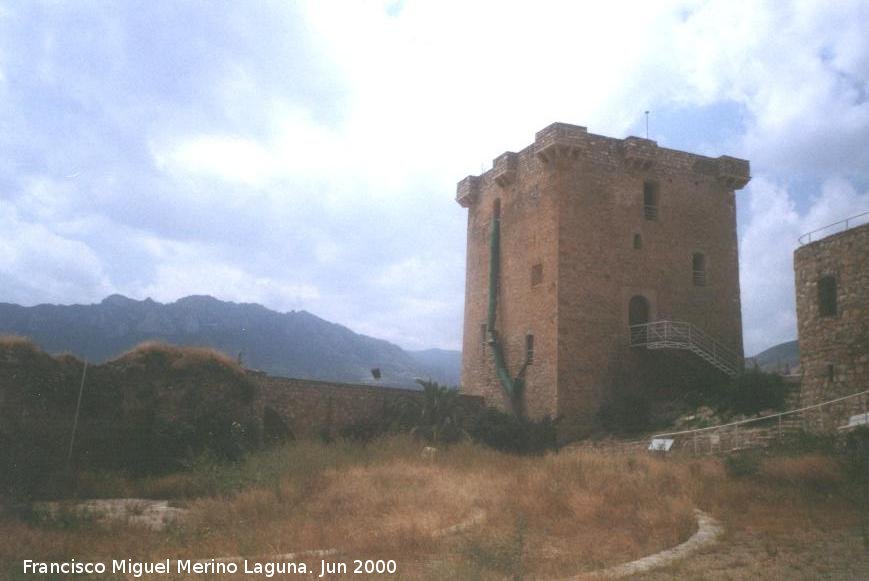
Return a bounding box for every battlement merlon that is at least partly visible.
[621,136,658,170]
[534,122,589,164]
[492,152,518,187]
[713,156,751,190]
[456,175,481,208]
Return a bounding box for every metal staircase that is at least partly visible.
[629,320,741,376]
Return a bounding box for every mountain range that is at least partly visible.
[0,295,461,388]
[747,339,800,374]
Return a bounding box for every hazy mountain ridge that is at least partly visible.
[0,295,461,388]
[747,340,800,374]
[406,348,462,387]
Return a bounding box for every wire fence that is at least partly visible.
[649,390,869,456]
[571,390,869,457]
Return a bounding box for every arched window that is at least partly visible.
[628,295,650,345]
[633,233,642,250]
[692,253,707,286]
[818,276,837,317]
[493,198,501,220]
[643,182,658,220]
[628,295,650,326]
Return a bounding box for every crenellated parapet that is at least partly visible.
[456,175,481,207]
[455,123,752,208]
[714,156,751,189]
[621,136,658,170]
[492,152,518,188]
[534,122,588,164]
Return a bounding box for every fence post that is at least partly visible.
[860,391,869,424]
[778,415,782,441]
[693,432,698,456]
[734,423,739,450]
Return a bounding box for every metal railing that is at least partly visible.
[798,210,869,245]
[570,391,869,457]
[650,390,869,456]
[630,320,741,376]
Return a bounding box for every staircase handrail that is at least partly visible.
[630,320,740,372]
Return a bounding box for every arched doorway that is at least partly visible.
[628,295,650,345]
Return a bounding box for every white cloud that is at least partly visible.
[739,177,869,355]
[3,0,869,354]
[153,106,351,188]
[157,135,273,186]
[132,236,320,309]
[0,205,113,304]
[162,1,869,196]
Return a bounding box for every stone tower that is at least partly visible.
[794,219,869,426]
[456,122,750,433]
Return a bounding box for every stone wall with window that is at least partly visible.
[794,222,869,426]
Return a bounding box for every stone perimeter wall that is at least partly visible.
[251,372,483,438]
[794,222,869,424]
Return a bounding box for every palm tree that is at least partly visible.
[409,380,467,445]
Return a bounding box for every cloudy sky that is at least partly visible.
[1,1,867,355]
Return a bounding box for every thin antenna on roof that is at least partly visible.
[645,111,650,139]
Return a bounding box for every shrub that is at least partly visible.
[775,429,838,455]
[725,369,793,415]
[262,407,293,444]
[470,407,558,455]
[334,397,418,444]
[0,340,263,498]
[724,450,761,478]
[406,380,469,445]
[841,426,869,485]
[597,386,652,435]
[0,427,68,501]
[758,454,843,491]
[339,416,389,444]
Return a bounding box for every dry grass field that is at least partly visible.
[1,436,866,580]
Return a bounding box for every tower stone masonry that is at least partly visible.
[456,122,750,435]
[794,221,869,425]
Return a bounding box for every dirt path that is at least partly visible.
[633,525,868,580]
